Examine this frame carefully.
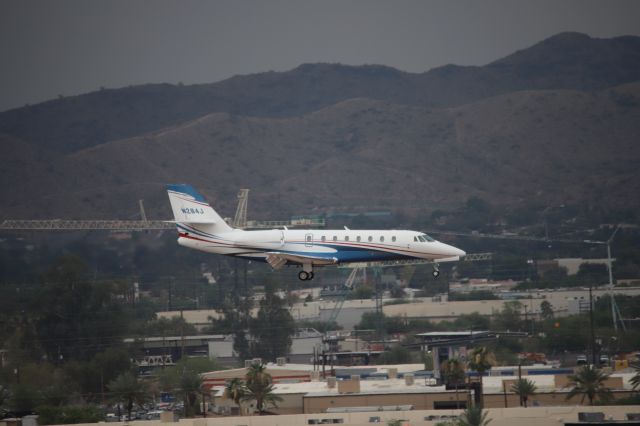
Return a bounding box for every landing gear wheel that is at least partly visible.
[298,271,310,281]
[432,269,440,279]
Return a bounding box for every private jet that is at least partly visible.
[167,184,465,281]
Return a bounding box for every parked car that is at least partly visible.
[146,411,164,420]
[599,355,610,366]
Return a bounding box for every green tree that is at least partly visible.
[467,347,495,408]
[39,367,76,407]
[379,346,413,364]
[540,300,554,320]
[457,406,492,426]
[630,360,640,390]
[349,285,374,300]
[441,358,466,407]
[492,301,523,331]
[142,317,197,337]
[156,357,220,414]
[177,368,203,417]
[566,365,612,406]
[223,378,245,412]
[542,315,589,353]
[0,384,9,408]
[452,313,491,331]
[212,296,253,361]
[250,284,295,361]
[36,404,104,425]
[35,256,130,361]
[9,384,41,414]
[242,363,283,414]
[511,378,537,407]
[107,372,148,420]
[575,263,608,287]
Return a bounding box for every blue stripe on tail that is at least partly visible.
[166,184,207,203]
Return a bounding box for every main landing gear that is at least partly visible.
[298,264,315,281]
[298,271,315,281]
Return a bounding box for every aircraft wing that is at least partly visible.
[265,252,338,270]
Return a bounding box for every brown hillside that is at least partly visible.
[2,84,638,221]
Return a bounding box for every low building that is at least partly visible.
[210,368,638,415]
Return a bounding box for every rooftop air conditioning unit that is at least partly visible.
[276,357,286,366]
[404,373,414,386]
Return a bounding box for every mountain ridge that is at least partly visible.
[1,32,639,154]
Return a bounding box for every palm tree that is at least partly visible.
[246,362,269,386]
[457,406,492,426]
[566,365,612,406]
[107,371,149,421]
[178,368,204,417]
[467,347,495,408]
[441,358,466,408]
[630,360,640,390]
[511,378,537,407]
[242,362,283,414]
[224,378,245,413]
[242,382,283,414]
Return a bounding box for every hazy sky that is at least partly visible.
[1,0,640,112]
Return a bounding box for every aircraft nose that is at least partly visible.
[444,243,466,257]
[453,247,466,257]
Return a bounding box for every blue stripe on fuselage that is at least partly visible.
[233,245,416,263]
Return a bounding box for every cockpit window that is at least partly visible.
[421,234,435,242]
[416,234,435,242]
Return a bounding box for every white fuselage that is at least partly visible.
[175,225,465,265]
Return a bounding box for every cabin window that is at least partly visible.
[345,236,349,242]
[368,236,373,242]
[333,236,337,242]
[392,236,396,242]
[380,236,384,242]
[357,236,361,242]
[321,236,326,242]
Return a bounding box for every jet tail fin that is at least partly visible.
[166,184,233,233]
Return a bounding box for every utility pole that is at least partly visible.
[606,226,620,331]
[589,284,597,366]
[180,309,186,360]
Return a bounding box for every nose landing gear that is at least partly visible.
[432,264,440,279]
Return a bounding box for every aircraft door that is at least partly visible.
[305,233,313,247]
